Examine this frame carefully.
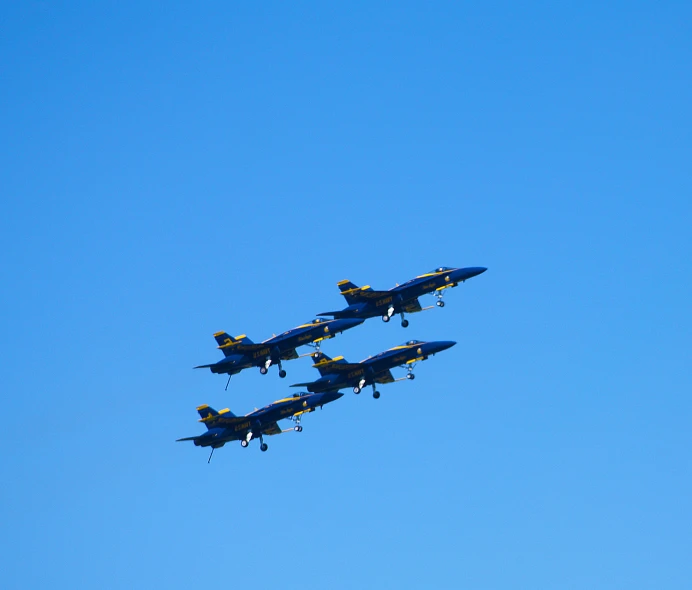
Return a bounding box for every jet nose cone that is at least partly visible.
[464,266,487,278]
[436,340,457,352]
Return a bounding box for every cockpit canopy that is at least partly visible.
[430,266,453,273]
[403,339,423,346]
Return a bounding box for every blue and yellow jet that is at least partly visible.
[177,391,344,460]
[318,266,487,327]
[195,317,364,388]
[291,339,456,399]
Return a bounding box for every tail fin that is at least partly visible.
[213,332,254,356]
[337,280,374,305]
[196,404,236,428]
[311,351,350,376]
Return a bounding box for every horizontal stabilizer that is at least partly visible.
[176,436,199,442]
[194,364,215,369]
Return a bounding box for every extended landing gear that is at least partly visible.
[382,305,396,323]
[400,312,409,328]
[260,443,268,452]
[353,386,361,394]
[381,314,390,323]
[279,370,287,378]
[353,378,366,394]
[241,439,249,448]
[294,425,303,432]
[260,358,272,374]
[373,391,380,399]
[436,300,445,307]
[407,372,416,380]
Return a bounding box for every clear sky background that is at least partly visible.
[1,2,691,589]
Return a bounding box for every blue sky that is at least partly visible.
[1,2,691,588]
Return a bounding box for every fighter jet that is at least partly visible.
[195,317,364,388]
[291,339,456,398]
[176,391,344,460]
[318,266,487,327]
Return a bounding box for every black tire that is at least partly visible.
[437,300,445,308]
[373,391,381,399]
[260,443,268,452]
[382,315,390,322]
[353,386,361,394]
[401,319,409,328]
[260,366,268,375]
[407,373,416,380]
[241,440,249,448]
[279,369,287,378]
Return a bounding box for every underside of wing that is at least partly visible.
[281,348,299,361]
[401,298,423,313]
[374,370,395,384]
[262,422,283,436]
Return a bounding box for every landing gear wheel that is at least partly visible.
[373,391,381,399]
[436,300,445,307]
[241,440,249,448]
[260,366,268,375]
[278,369,287,378]
[407,373,416,380]
[382,315,390,323]
[295,425,303,432]
[353,386,361,394]
[401,319,409,328]
[260,443,268,452]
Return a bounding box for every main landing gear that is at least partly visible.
[370,384,380,399]
[382,307,409,327]
[353,378,367,394]
[240,432,268,452]
[260,359,287,378]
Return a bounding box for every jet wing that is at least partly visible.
[374,370,395,384]
[401,298,423,313]
[262,422,283,436]
[280,348,299,361]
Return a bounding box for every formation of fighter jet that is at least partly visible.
[318,266,487,327]
[182,265,486,457]
[291,340,456,398]
[194,317,363,388]
[177,392,343,460]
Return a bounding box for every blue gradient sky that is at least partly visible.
[1,2,691,589]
